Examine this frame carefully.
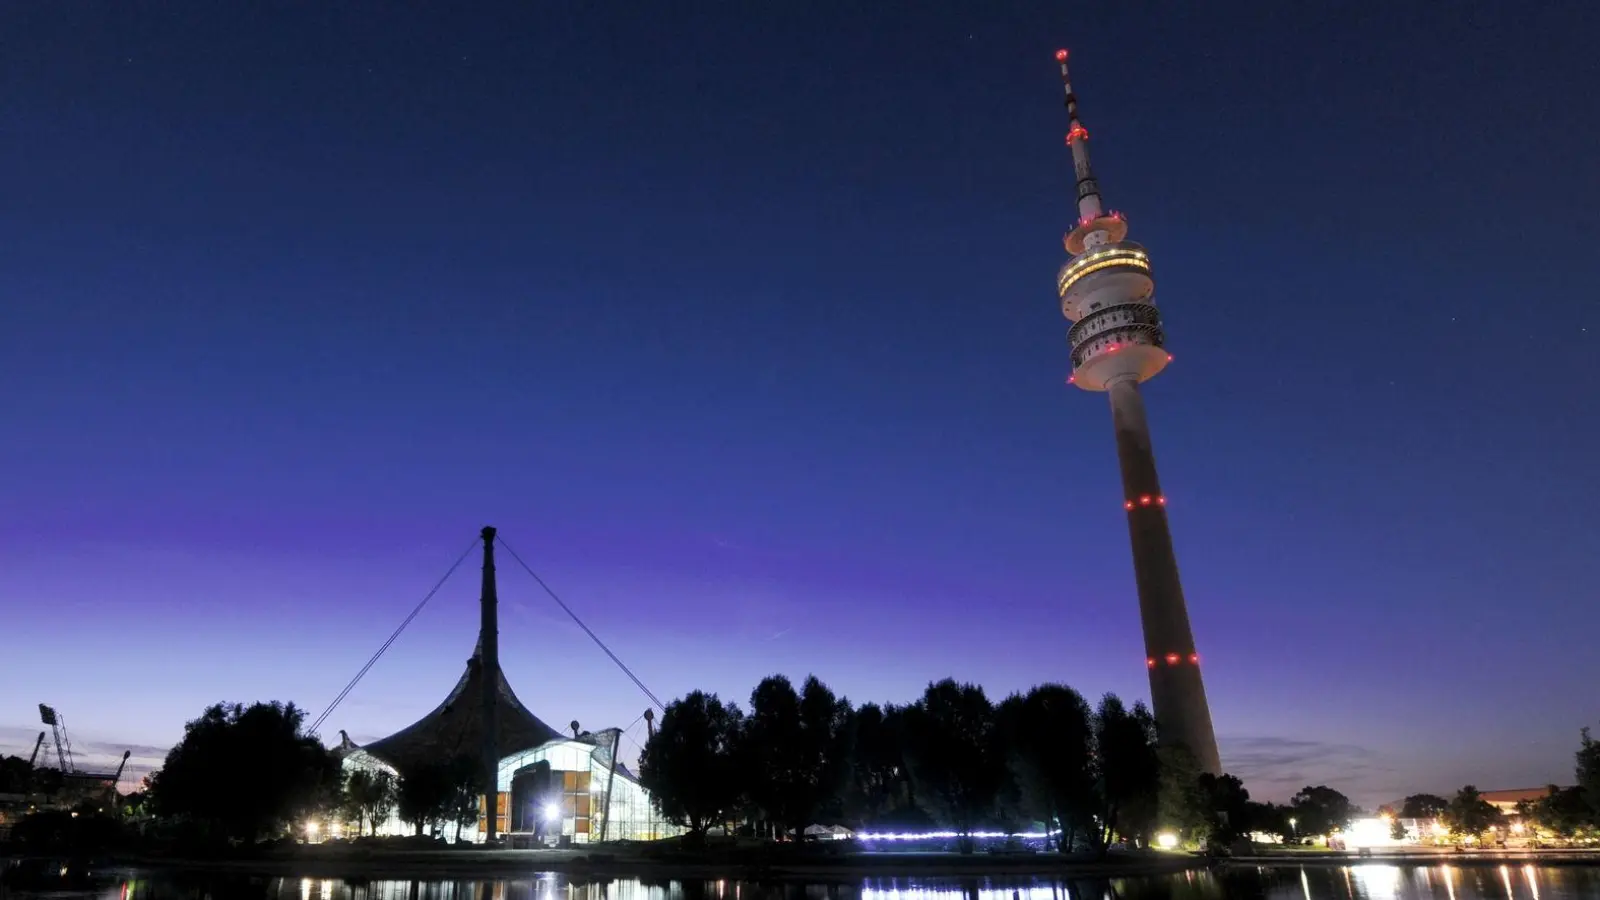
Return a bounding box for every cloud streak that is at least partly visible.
[1221,734,1404,805]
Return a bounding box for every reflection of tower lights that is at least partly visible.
[1051,46,1221,775]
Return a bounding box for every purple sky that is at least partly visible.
[2,2,1597,809]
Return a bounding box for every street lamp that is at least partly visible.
[1289,817,1297,840]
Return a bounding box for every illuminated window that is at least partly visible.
[1057,248,1151,295]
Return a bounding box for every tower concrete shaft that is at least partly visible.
[1051,48,1222,775]
[479,525,500,842]
[1109,379,1221,775]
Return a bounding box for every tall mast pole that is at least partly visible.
[1056,48,1105,223]
[479,525,501,843]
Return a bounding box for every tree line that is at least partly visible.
[12,689,1600,851]
[143,701,493,843]
[637,674,1311,851]
[1384,729,1600,845]
[2,701,490,847]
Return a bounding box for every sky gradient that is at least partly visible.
[2,2,1597,808]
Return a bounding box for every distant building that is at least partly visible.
[1479,787,1560,815]
[332,529,678,845]
[1382,787,1572,846]
[336,639,671,844]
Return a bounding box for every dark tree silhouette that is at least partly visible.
[997,684,1095,852]
[1242,800,1292,840]
[0,755,34,793]
[1288,785,1358,837]
[1443,785,1503,841]
[740,675,806,837]
[846,702,913,827]
[1521,785,1588,840]
[637,675,1372,851]
[1578,728,1600,820]
[397,761,454,836]
[1155,745,1208,845]
[148,701,339,843]
[343,769,398,835]
[638,690,744,836]
[443,755,485,840]
[797,675,853,825]
[901,679,998,848]
[1399,793,1449,819]
[1196,772,1252,845]
[1091,694,1159,850]
[738,675,853,837]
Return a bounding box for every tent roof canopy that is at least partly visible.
[360,640,563,775]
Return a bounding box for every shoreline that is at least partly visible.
[16,846,1600,882]
[1225,849,1600,870]
[89,849,1210,881]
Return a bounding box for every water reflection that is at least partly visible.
[1349,865,1401,900]
[24,865,1600,900]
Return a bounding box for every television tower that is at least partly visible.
[1051,47,1222,775]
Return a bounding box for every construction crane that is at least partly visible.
[27,731,45,768]
[39,704,73,772]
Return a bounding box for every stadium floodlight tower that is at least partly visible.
[1051,47,1222,776]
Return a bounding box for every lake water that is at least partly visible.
[9,865,1600,900]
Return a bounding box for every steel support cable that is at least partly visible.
[496,536,665,711]
[310,536,479,736]
[614,708,649,747]
[621,709,648,733]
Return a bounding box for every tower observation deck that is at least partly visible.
[1051,48,1221,775]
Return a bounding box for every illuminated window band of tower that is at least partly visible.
[1056,246,1150,296]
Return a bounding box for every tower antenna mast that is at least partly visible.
[1050,46,1222,775]
[1056,48,1104,222]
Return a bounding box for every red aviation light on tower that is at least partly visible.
[1055,49,1069,63]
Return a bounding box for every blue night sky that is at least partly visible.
[1,2,1596,808]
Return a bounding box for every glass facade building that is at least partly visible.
[496,737,676,843]
[336,734,679,844]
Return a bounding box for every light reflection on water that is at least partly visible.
[25,865,1600,900]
